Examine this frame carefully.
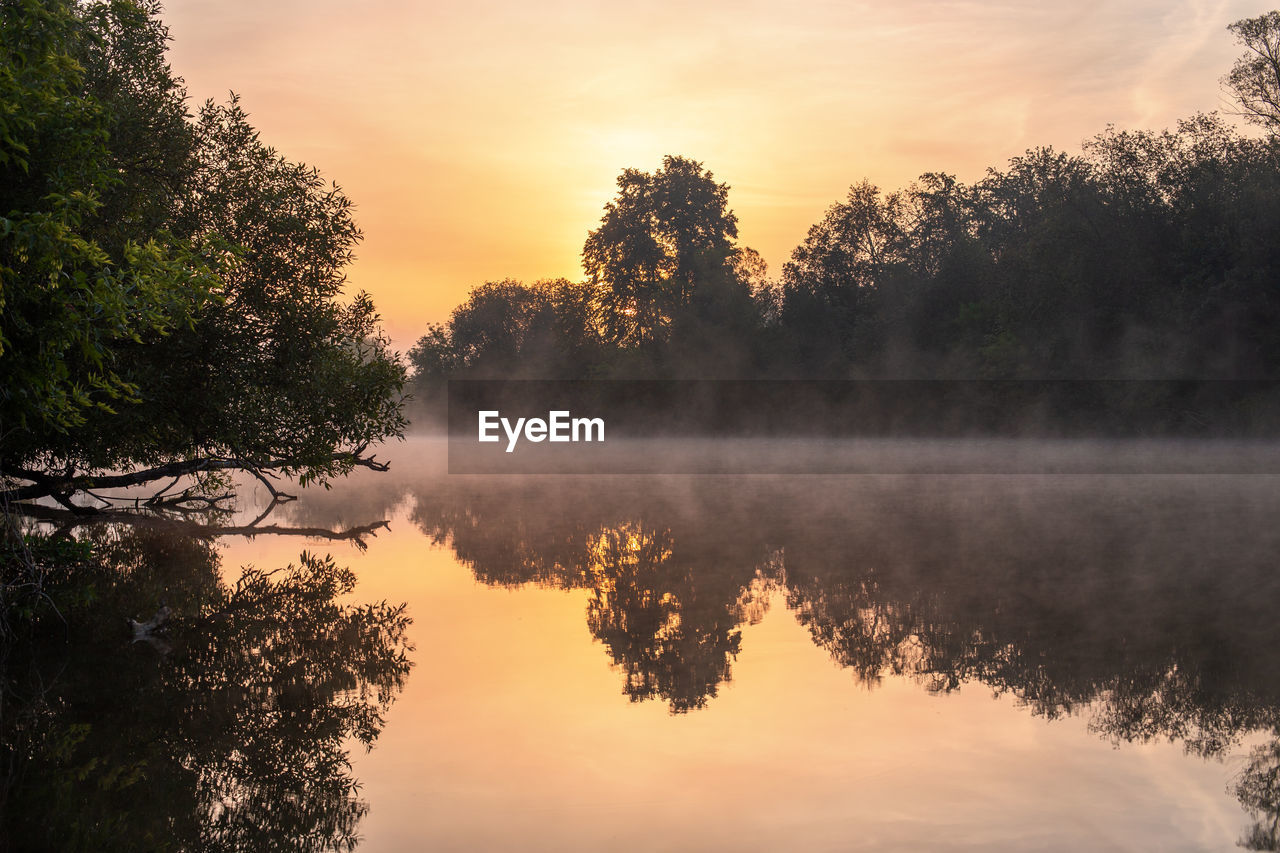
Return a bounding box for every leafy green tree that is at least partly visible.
[1,1,406,506]
[0,0,219,435]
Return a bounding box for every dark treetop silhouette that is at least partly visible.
[410,13,1280,430]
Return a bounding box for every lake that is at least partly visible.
[12,436,1280,851]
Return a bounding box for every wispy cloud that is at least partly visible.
[164,0,1262,344]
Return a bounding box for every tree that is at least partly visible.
[0,0,219,435]
[1226,11,1280,132]
[431,279,557,375]
[776,180,902,372]
[0,1,405,509]
[582,155,740,348]
[408,278,601,382]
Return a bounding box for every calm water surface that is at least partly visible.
[32,436,1280,851]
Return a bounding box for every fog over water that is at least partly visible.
[197,435,1280,850]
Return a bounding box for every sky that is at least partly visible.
[162,0,1265,349]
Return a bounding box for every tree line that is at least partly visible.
[410,12,1280,416]
[5,4,1280,498]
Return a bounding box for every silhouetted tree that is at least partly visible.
[776,180,902,373]
[406,11,1280,415]
[583,156,741,350]
[583,523,754,712]
[1226,11,1280,132]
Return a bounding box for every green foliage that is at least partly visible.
[0,0,218,433]
[137,96,406,482]
[1,1,405,494]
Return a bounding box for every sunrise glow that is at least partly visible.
[161,0,1261,347]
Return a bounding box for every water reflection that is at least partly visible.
[274,440,1280,847]
[406,474,1280,714]
[1239,742,1280,850]
[578,522,773,712]
[1,525,412,852]
[58,438,1270,846]
[15,497,391,550]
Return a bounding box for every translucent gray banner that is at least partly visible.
[446,380,1280,474]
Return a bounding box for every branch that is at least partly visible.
[1,449,390,503]
[6,503,392,550]
[243,466,297,503]
[352,454,391,472]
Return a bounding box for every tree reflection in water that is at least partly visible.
[399,471,1280,847]
[583,522,773,712]
[1239,741,1280,850]
[1,526,411,852]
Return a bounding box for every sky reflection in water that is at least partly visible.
[210,436,1280,851]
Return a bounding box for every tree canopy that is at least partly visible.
[393,9,1280,435]
[582,155,743,349]
[0,0,219,434]
[413,111,1280,401]
[0,0,406,508]
[410,155,767,403]
[1226,11,1280,131]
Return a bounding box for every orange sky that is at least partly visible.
[163,0,1262,349]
